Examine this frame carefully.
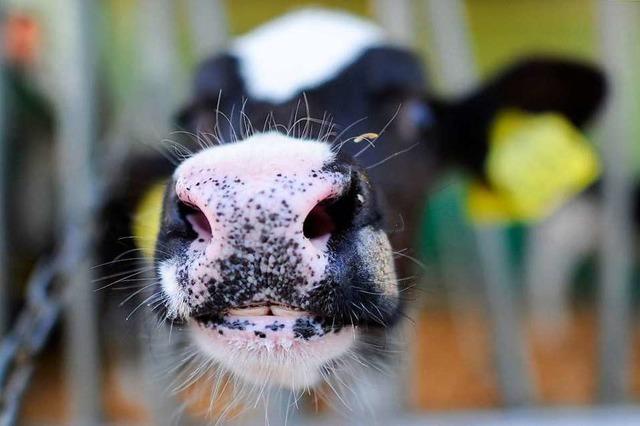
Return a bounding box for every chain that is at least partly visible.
[0,257,63,426]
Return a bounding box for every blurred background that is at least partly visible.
[1,0,640,424]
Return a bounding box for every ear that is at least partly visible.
[175,54,246,134]
[430,57,607,177]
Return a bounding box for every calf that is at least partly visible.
[106,7,606,417]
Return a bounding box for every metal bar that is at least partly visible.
[423,0,534,406]
[596,0,638,403]
[135,1,185,422]
[474,228,534,405]
[525,199,599,337]
[302,406,640,426]
[346,2,420,416]
[0,5,7,337]
[422,0,476,94]
[53,0,102,423]
[372,0,416,46]
[432,182,492,393]
[142,324,200,426]
[137,0,184,124]
[186,0,229,58]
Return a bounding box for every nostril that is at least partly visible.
[303,170,370,250]
[303,187,358,249]
[179,201,212,241]
[303,201,336,242]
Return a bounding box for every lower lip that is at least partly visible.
[194,313,343,344]
[190,315,357,388]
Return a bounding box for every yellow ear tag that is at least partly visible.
[132,182,166,259]
[468,109,600,224]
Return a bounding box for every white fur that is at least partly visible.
[158,261,191,319]
[231,8,385,102]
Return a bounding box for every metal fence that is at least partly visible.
[0,0,639,424]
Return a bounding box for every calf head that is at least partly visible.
[122,8,607,411]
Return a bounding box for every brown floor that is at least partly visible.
[409,308,603,409]
[19,307,640,423]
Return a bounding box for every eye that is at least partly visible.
[407,100,435,131]
[179,201,212,241]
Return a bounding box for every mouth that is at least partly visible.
[189,302,357,388]
[192,302,345,342]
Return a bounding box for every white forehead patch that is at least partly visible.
[231,8,385,103]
